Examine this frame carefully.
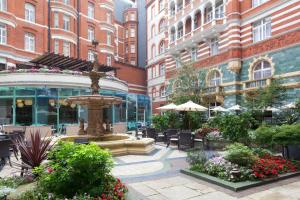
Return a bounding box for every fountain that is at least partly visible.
[60,48,155,156]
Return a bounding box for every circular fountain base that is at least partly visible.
[60,134,155,156]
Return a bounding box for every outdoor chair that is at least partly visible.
[74,138,89,144]
[0,139,12,167]
[146,128,157,142]
[178,130,193,150]
[166,129,178,148]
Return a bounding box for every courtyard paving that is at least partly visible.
[1,144,300,200]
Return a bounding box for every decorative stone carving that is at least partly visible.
[228,60,241,74]
[78,118,86,135]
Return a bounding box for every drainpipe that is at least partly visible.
[77,0,80,58]
[48,0,51,52]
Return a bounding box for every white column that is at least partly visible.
[212,3,216,20]
[183,21,186,37]
[191,15,195,32]
[201,7,205,30]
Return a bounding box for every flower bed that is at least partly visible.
[186,143,300,184]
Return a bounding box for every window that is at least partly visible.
[253,61,272,80]
[208,70,221,86]
[160,86,166,97]
[106,55,112,66]
[24,33,35,52]
[0,24,7,44]
[130,44,135,53]
[175,58,181,68]
[170,3,175,16]
[253,17,271,42]
[159,0,164,12]
[63,0,70,5]
[25,3,35,23]
[177,23,183,38]
[151,25,155,38]
[54,40,59,54]
[210,38,219,56]
[54,12,59,28]
[88,27,95,41]
[125,29,128,38]
[130,28,135,37]
[107,12,112,23]
[125,45,128,53]
[63,41,70,57]
[130,13,135,20]
[88,2,94,19]
[252,0,268,7]
[159,19,165,33]
[107,32,111,45]
[147,68,152,80]
[88,50,95,61]
[0,0,7,12]
[151,6,155,19]
[205,6,213,23]
[191,48,197,61]
[130,59,135,65]
[159,41,165,54]
[151,45,156,58]
[170,28,176,42]
[63,15,70,30]
[159,64,165,76]
[152,88,156,98]
[215,4,224,19]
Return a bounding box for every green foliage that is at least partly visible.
[152,112,183,130]
[209,112,257,143]
[252,148,272,158]
[272,109,300,125]
[0,177,26,189]
[273,123,300,145]
[245,80,287,110]
[152,114,168,130]
[225,143,258,167]
[187,148,208,172]
[254,125,277,147]
[37,141,114,197]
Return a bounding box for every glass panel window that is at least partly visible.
[130,44,135,53]
[88,2,94,19]
[170,4,175,16]
[253,61,272,80]
[25,3,35,23]
[159,19,165,33]
[177,25,183,38]
[63,41,70,57]
[159,64,165,76]
[159,0,164,12]
[88,27,95,41]
[107,32,111,45]
[0,99,13,124]
[54,12,59,28]
[253,17,271,42]
[160,87,166,97]
[191,48,197,61]
[130,59,135,65]
[208,71,221,86]
[0,0,7,12]
[210,38,219,56]
[88,50,95,61]
[62,0,70,5]
[159,41,165,54]
[54,40,59,54]
[252,0,268,7]
[24,33,35,52]
[106,55,112,66]
[63,15,70,31]
[130,28,135,37]
[205,7,213,22]
[0,24,7,44]
[215,4,224,19]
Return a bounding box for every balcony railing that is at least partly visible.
[245,79,270,89]
[203,86,223,95]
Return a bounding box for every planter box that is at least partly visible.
[181,169,300,192]
[204,139,230,150]
[283,145,300,160]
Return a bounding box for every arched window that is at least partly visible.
[208,70,221,87]
[159,40,165,54]
[151,25,155,38]
[170,26,176,42]
[151,44,156,58]
[152,88,157,98]
[159,19,165,33]
[170,1,175,16]
[253,60,272,80]
[160,86,166,97]
[177,22,183,38]
[25,3,35,23]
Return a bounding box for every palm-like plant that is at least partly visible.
[14,131,53,169]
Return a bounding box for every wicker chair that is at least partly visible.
[166,129,178,148]
[178,130,193,150]
[146,128,157,142]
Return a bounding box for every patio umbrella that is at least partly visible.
[156,103,178,111]
[282,102,296,109]
[228,104,243,111]
[175,100,208,112]
[265,106,280,112]
[212,106,228,112]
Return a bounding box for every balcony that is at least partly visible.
[243,78,272,90]
[203,86,223,96]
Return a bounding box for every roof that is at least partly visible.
[28,53,117,73]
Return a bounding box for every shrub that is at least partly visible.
[37,142,114,198]
[209,112,257,143]
[187,148,208,172]
[225,143,258,167]
[252,155,298,179]
[254,125,276,147]
[252,147,272,158]
[273,123,300,145]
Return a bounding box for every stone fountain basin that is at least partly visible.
[60,134,155,156]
